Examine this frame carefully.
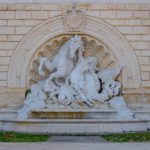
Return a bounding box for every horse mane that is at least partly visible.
[58,38,71,53]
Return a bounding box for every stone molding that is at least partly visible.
[0,0,149,4]
[8,15,141,89]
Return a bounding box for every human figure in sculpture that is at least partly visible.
[17,84,46,119]
[69,53,100,106]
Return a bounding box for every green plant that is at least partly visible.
[101,132,150,142]
[0,131,49,142]
[25,89,31,98]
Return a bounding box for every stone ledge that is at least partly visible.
[1,118,150,133]
[32,109,117,113]
[0,0,150,4]
[1,118,150,123]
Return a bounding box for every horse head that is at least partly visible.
[69,35,84,59]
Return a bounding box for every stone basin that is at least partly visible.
[31,109,118,119]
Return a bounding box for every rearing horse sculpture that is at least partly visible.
[38,36,84,92]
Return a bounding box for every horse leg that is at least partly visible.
[73,84,93,107]
[45,59,54,72]
[38,57,54,76]
[44,71,64,92]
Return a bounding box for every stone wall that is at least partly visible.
[0,2,150,108]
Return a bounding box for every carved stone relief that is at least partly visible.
[27,34,118,87]
[18,36,134,119]
[8,16,141,89]
[62,3,86,32]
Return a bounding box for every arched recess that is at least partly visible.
[8,15,141,89]
[27,34,118,87]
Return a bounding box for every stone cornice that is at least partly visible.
[0,0,150,4]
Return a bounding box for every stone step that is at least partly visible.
[0,118,150,134]
[0,109,17,119]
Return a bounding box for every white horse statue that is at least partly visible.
[69,49,100,106]
[38,36,84,92]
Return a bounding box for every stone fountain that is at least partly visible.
[17,35,133,120]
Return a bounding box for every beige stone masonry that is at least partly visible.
[100,11,117,18]
[0,57,10,65]
[0,51,8,56]
[0,2,149,106]
[89,3,150,11]
[130,42,150,50]
[8,15,141,89]
[124,20,141,25]
[105,19,125,26]
[116,11,133,19]
[0,35,7,42]
[48,11,61,18]
[116,26,133,34]
[116,26,150,35]
[141,72,150,80]
[0,72,7,80]
[133,11,150,19]
[142,81,150,87]
[0,3,149,11]
[124,4,149,10]
[0,4,7,11]
[138,57,150,65]
[142,51,150,56]
[0,66,8,72]
[8,20,24,26]
[0,20,7,26]
[141,35,150,41]
[8,4,41,11]
[0,81,7,86]
[16,11,32,19]
[24,20,43,26]
[8,4,24,10]
[0,42,18,50]
[8,35,23,42]
[134,50,141,56]
[32,11,48,19]
[142,20,150,25]
[87,11,100,18]
[0,11,15,19]
[140,66,150,72]
[133,26,150,35]
[125,35,145,41]
[0,27,15,34]
[7,50,13,56]
[40,4,59,10]
[15,27,32,34]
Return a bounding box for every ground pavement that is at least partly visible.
[0,142,150,150]
[0,136,150,150]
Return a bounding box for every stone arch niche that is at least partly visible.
[27,34,118,87]
[8,15,141,89]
